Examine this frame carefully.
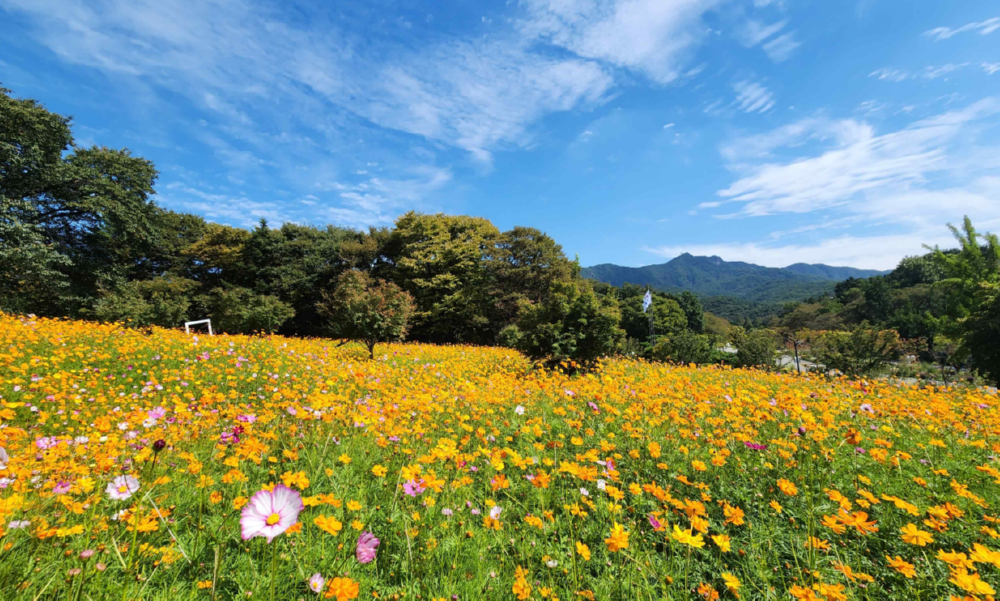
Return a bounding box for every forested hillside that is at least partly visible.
[582,253,884,303]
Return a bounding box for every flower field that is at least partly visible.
[0,314,999,600]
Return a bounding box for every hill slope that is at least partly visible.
[582,253,886,304]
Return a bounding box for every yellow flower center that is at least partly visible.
[266,513,281,526]
[118,485,128,493]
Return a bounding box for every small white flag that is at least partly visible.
[642,290,652,313]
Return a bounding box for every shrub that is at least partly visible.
[205,286,295,334]
[515,279,624,368]
[814,322,901,377]
[729,327,779,369]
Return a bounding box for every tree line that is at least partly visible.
[5,86,996,383]
[769,218,1000,385]
[1,86,714,366]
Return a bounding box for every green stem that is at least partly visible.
[269,541,278,601]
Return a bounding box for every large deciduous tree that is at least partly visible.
[1,87,159,314]
[387,212,499,344]
[510,278,624,369]
[317,270,415,359]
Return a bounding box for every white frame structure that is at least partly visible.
[184,319,214,336]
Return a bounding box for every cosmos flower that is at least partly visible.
[356,532,379,563]
[0,447,7,469]
[308,573,325,593]
[240,484,303,542]
[106,475,140,501]
[489,505,502,520]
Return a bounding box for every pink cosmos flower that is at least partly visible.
[356,532,380,563]
[240,484,303,542]
[106,475,140,500]
[308,573,325,593]
[53,481,72,495]
[648,514,663,530]
[403,479,425,497]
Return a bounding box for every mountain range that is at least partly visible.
[582,253,887,305]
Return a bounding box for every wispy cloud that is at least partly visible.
[762,32,800,62]
[983,62,1000,75]
[732,80,775,113]
[738,19,786,46]
[714,98,1000,216]
[869,63,970,82]
[737,18,799,62]
[924,17,1000,41]
[519,0,723,84]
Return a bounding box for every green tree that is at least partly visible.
[513,279,624,368]
[729,327,778,369]
[813,323,901,377]
[619,295,687,342]
[387,212,500,343]
[960,282,1000,386]
[930,216,1000,328]
[486,226,576,332]
[1,87,159,313]
[0,197,69,313]
[652,330,712,365]
[204,287,295,334]
[242,220,354,336]
[183,222,252,289]
[317,270,416,359]
[93,278,199,328]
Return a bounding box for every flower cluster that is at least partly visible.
[0,313,997,599]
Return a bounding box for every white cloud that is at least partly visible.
[715,98,1000,216]
[519,0,722,84]
[924,17,1000,41]
[762,32,800,62]
[732,80,775,113]
[738,19,786,47]
[0,0,618,167]
[869,63,970,82]
[983,62,1000,75]
[869,68,908,82]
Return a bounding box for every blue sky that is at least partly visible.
[2,0,998,269]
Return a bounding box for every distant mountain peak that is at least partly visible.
[581,254,887,304]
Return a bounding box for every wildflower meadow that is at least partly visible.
[0,313,999,600]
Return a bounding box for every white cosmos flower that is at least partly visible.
[106,475,140,500]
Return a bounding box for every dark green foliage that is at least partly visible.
[0,197,70,313]
[388,212,500,344]
[961,283,1000,386]
[317,270,415,359]
[729,327,778,369]
[241,220,355,336]
[652,330,713,365]
[486,226,576,330]
[813,324,901,377]
[618,294,687,342]
[700,295,783,324]
[93,278,199,328]
[204,287,295,334]
[514,279,624,368]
